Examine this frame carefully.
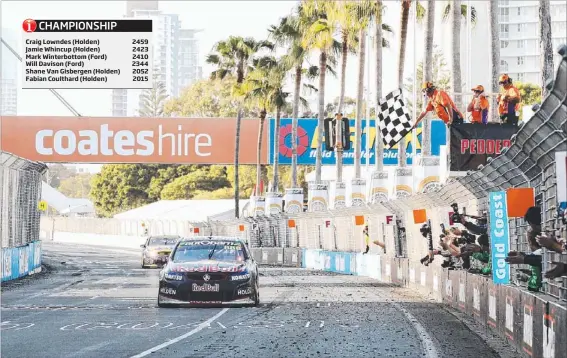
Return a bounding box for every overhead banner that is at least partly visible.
[449,123,517,172]
[270,118,447,166]
[489,191,510,285]
[0,116,268,164]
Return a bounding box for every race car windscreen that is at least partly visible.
[172,241,247,262]
[148,237,179,246]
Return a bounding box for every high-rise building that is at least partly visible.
[178,29,203,92]
[498,0,567,84]
[1,28,18,115]
[126,1,158,16]
[112,2,202,117]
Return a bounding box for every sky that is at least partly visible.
[1,0,409,117]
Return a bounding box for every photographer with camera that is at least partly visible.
[418,223,435,266]
[419,223,463,269]
[450,203,488,235]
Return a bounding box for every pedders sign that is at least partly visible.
[0,116,268,164]
[449,123,518,172]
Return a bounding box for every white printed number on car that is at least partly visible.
[165,273,183,281]
[160,287,177,295]
[231,274,250,281]
[237,288,252,295]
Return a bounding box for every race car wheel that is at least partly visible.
[157,294,173,308]
[141,257,147,269]
[252,280,260,307]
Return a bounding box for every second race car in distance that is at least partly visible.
[157,236,260,307]
[140,235,180,268]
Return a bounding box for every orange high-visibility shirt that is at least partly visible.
[425,90,463,124]
[498,85,521,115]
[469,95,490,123]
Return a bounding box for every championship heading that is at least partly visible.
[23,19,152,32]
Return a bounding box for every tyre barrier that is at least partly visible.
[1,240,42,282]
[302,249,567,358]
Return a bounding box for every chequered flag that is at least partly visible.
[377,88,413,149]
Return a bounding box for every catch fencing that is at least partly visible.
[209,47,567,302]
[1,151,46,248]
[1,151,46,281]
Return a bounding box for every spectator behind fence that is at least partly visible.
[413,82,464,129]
[536,233,567,279]
[458,211,488,235]
[467,85,489,124]
[506,206,543,291]
[497,74,521,126]
[419,223,490,274]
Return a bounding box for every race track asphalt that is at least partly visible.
[1,242,516,358]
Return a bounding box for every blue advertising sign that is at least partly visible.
[489,191,510,285]
[268,118,447,166]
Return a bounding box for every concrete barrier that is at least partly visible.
[301,248,567,358]
[46,231,146,249]
[43,232,303,267]
[1,241,42,282]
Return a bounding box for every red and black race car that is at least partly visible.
[157,236,260,307]
[140,235,180,268]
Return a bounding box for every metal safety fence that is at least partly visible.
[208,46,567,302]
[1,151,46,282]
[1,151,46,248]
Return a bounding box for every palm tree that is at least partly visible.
[352,0,376,179]
[450,0,463,109]
[301,0,340,184]
[442,2,478,110]
[243,56,279,197]
[138,71,168,117]
[206,36,273,218]
[488,1,500,120]
[539,0,554,98]
[375,0,385,171]
[329,1,392,180]
[397,0,411,168]
[268,69,294,192]
[421,0,435,156]
[326,1,359,115]
[268,11,318,189]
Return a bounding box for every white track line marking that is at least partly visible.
[217,322,226,329]
[304,321,310,328]
[319,321,324,328]
[316,303,320,307]
[129,308,229,358]
[389,301,439,358]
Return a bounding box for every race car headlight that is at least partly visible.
[164,272,184,281]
